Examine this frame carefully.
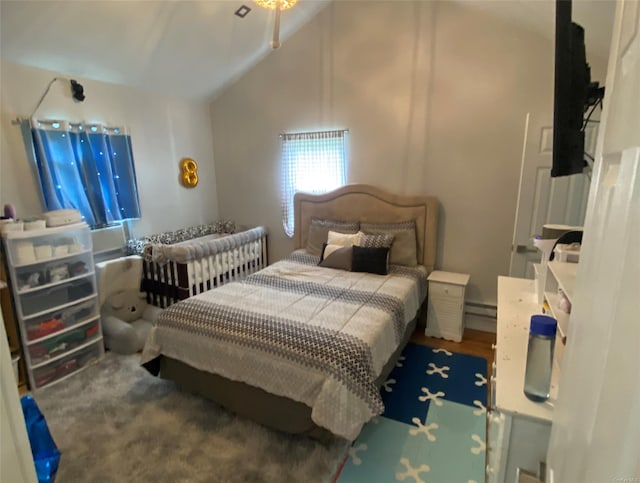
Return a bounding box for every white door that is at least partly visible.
[509,113,596,279]
[547,1,640,482]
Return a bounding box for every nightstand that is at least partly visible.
[425,270,470,342]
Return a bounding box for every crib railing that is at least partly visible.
[141,227,268,308]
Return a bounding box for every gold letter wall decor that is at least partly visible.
[180,158,198,187]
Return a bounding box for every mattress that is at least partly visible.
[141,250,427,439]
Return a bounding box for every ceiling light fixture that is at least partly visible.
[253,0,298,50]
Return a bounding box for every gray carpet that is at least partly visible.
[33,352,349,483]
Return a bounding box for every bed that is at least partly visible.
[129,225,268,308]
[141,185,439,440]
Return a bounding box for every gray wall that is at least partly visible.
[0,62,219,238]
[210,1,561,306]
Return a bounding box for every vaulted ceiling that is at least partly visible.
[0,0,615,101]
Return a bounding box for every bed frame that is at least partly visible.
[158,185,439,438]
[140,227,268,308]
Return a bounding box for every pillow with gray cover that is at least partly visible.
[307,218,359,256]
[360,220,417,266]
[318,243,353,271]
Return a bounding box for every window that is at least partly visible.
[28,120,141,228]
[280,130,349,237]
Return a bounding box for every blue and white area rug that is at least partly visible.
[336,343,487,483]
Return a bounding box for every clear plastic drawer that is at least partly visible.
[28,320,101,366]
[14,252,94,295]
[20,277,96,319]
[32,340,102,389]
[24,299,97,342]
[4,223,91,268]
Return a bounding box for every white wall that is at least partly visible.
[210,1,562,306]
[0,62,219,238]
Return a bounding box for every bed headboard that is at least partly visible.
[293,184,439,272]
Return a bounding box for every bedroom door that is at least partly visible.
[508,112,596,279]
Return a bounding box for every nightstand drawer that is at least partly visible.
[429,282,464,299]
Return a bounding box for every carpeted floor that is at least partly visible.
[336,343,488,483]
[33,352,349,483]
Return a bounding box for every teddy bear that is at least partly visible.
[101,290,163,354]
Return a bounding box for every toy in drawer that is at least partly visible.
[32,341,102,388]
[25,299,97,341]
[28,320,100,365]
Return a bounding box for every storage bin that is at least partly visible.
[24,299,98,342]
[32,341,102,388]
[28,320,101,365]
[21,278,96,318]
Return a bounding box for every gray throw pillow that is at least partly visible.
[360,220,418,266]
[358,232,394,248]
[307,218,359,256]
[318,243,353,271]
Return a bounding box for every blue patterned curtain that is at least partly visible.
[29,120,141,227]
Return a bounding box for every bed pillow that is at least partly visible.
[306,218,359,256]
[327,230,361,247]
[351,246,390,275]
[360,221,418,266]
[319,243,353,271]
[357,232,394,249]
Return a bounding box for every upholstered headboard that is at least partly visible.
[293,184,439,272]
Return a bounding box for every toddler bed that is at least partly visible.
[141,185,439,440]
[128,224,268,308]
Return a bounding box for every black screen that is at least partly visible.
[552,0,591,178]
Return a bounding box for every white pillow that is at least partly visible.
[327,230,361,247]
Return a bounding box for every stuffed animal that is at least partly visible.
[101,290,163,354]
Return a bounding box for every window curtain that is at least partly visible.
[29,120,141,228]
[280,130,349,237]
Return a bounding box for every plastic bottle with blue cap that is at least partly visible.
[524,314,557,402]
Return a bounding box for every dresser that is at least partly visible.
[487,276,561,483]
[2,222,104,389]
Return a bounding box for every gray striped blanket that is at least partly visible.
[141,250,427,439]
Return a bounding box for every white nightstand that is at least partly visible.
[425,270,470,342]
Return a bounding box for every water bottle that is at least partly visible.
[524,314,557,402]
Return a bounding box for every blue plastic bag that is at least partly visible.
[20,395,60,483]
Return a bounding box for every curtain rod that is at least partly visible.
[279,129,349,138]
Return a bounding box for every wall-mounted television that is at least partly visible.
[552,0,604,178]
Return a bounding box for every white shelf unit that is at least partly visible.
[487,276,561,483]
[541,261,577,368]
[2,222,104,389]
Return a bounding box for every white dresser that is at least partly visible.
[487,276,561,483]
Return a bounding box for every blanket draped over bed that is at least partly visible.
[141,250,427,440]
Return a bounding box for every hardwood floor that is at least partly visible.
[411,327,496,376]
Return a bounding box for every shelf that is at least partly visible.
[29,336,103,370]
[18,270,94,295]
[12,249,92,269]
[26,315,99,346]
[547,261,578,303]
